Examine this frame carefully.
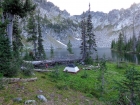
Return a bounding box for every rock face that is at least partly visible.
[22,1,140,48]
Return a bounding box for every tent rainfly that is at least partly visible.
[63,64,79,73]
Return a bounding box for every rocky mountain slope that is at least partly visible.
[22,0,140,49]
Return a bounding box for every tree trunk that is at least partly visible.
[6,13,14,47]
[33,40,37,57]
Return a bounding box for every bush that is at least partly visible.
[21,62,34,76]
[23,51,35,61]
[0,73,4,90]
[84,57,93,65]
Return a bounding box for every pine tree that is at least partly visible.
[86,3,97,55]
[67,40,73,54]
[0,21,13,77]
[13,16,23,58]
[1,0,36,47]
[117,32,123,53]
[27,12,37,59]
[37,12,46,60]
[80,12,87,61]
[111,40,115,49]
[50,45,54,59]
[116,67,140,105]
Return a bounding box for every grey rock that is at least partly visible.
[13,97,22,102]
[37,95,47,102]
[25,100,36,105]
[38,89,43,93]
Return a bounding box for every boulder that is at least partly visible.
[37,95,47,102]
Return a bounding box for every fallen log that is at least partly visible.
[23,58,82,66]
[34,69,54,72]
[2,77,37,83]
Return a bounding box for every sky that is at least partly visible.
[47,0,140,16]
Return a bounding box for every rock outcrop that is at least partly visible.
[21,1,140,48]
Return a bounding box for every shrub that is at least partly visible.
[21,62,34,76]
[84,57,93,65]
[0,73,4,90]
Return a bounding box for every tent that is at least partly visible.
[63,64,79,73]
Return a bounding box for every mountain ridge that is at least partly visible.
[22,0,140,49]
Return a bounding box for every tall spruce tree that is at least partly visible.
[80,12,87,61]
[37,12,46,60]
[117,32,123,53]
[13,16,23,58]
[86,3,97,57]
[1,0,36,47]
[27,12,37,59]
[0,21,13,77]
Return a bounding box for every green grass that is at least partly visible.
[0,62,140,104]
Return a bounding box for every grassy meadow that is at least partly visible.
[0,62,140,105]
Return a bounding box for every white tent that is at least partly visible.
[63,64,79,73]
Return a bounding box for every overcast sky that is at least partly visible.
[47,0,140,15]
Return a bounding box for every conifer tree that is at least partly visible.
[1,0,36,46]
[0,21,12,77]
[80,12,87,61]
[50,45,54,59]
[37,12,46,60]
[86,3,97,55]
[67,40,73,54]
[13,16,23,58]
[27,12,37,59]
[111,40,116,49]
[116,67,140,105]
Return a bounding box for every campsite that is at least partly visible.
[0,61,140,104]
[1,0,140,105]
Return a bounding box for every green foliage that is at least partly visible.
[80,12,87,61]
[0,22,13,77]
[50,45,54,59]
[56,82,68,90]
[21,62,34,76]
[37,13,46,60]
[23,50,35,61]
[26,12,38,58]
[111,32,140,53]
[2,0,36,18]
[0,73,4,90]
[80,6,97,63]
[115,67,140,105]
[86,12,97,53]
[84,56,93,65]
[67,40,73,54]
[81,69,88,78]
[117,32,123,52]
[111,40,116,49]
[97,55,107,97]
[13,16,23,58]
